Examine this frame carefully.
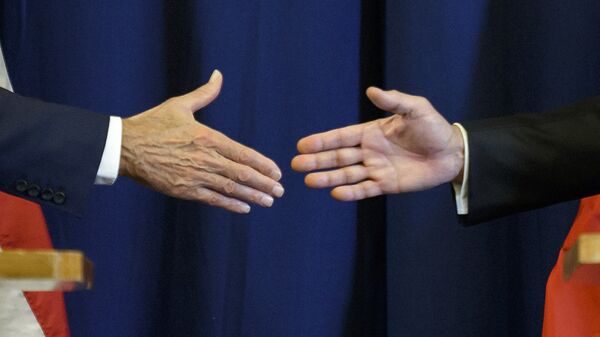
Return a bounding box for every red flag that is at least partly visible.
[543,195,600,336]
[0,191,71,337]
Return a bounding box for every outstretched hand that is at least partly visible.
[291,87,464,201]
[120,70,284,213]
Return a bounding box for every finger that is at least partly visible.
[218,157,284,197]
[203,173,276,207]
[178,70,223,111]
[366,87,429,118]
[331,180,383,201]
[194,188,252,214]
[296,123,366,154]
[304,165,369,189]
[291,148,363,172]
[216,135,283,181]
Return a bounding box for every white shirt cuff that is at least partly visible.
[451,123,469,215]
[95,116,122,185]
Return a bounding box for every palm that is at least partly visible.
[292,88,464,201]
[359,115,460,194]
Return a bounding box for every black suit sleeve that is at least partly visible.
[0,87,110,215]
[459,96,600,225]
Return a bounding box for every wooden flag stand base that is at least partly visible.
[564,233,600,283]
[0,250,93,291]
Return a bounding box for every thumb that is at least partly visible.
[366,87,428,119]
[178,70,223,111]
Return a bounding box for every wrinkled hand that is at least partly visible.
[119,70,284,213]
[291,87,464,201]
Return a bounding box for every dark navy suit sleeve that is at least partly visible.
[459,97,600,225]
[0,87,110,215]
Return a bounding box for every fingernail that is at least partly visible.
[240,204,251,214]
[271,170,282,181]
[272,185,285,198]
[261,195,274,207]
[209,70,221,83]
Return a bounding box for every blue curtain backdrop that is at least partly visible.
[1,1,599,336]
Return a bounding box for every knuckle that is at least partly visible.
[192,129,213,146]
[415,96,430,107]
[237,168,252,182]
[238,148,250,163]
[165,97,188,111]
[314,156,324,169]
[342,170,351,184]
[331,130,343,147]
[334,150,342,166]
[170,186,187,198]
[164,97,178,105]
[250,192,263,204]
[224,180,237,194]
[195,87,212,99]
[208,194,220,206]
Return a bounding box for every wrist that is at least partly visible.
[450,123,466,184]
[119,117,138,178]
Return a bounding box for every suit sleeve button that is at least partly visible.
[27,184,41,197]
[53,192,66,205]
[41,188,54,201]
[16,180,29,192]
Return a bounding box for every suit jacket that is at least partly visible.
[0,88,109,215]
[460,97,600,225]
